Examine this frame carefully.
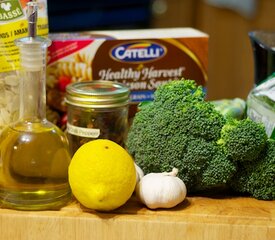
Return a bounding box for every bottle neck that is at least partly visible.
[18,43,47,123]
[19,66,46,122]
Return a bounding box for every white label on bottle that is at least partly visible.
[67,123,100,138]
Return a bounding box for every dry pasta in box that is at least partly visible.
[46,28,209,128]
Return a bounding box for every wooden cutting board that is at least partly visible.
[0,196,274,240]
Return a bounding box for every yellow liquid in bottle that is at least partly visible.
[0,122,71,210]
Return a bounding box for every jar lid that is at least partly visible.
[65,80,130,108]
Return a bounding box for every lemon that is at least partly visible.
[68,139,136,211]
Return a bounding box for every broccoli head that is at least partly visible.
[183,101,226,141]
[180,138,236,191]
[127,79,274,199]
[229,139,275,200]
[217,118,267,162]
[154,79,205,110]
[126,80,232,191]
[201,146,236,189]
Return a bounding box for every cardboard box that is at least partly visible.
[46,28,208,126]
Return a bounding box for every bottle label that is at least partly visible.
[0,0,48,73]
[67,123,100,138]
[0,0,24,21]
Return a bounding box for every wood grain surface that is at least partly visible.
[0,196,274,240]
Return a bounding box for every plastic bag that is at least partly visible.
[0,0,48,132]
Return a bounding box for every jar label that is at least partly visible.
[67,123,100,138]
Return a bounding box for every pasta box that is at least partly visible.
[46,28,209,127]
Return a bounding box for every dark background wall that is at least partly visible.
[47,0,152,32]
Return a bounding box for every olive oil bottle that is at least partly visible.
[0,2,71,210]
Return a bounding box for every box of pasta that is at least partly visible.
[46,28,208,127]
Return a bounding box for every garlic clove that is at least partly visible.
[134,162,144,184]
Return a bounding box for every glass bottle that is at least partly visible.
[0,2,71,210]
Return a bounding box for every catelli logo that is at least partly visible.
[0,0,24,21]
[110,41,166,63]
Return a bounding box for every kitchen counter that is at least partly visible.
[0,196,274,240]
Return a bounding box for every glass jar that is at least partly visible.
[65,80,130,154]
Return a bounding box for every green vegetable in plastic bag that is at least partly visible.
[211,98,246,120]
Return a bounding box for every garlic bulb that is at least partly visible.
[135,168,187,209]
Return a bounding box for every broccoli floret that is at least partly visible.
[127,100,189,175]
[217,118,267,162]
[178,138,216,189]
[201,147,236,188]
[154,80,205,110]
[180,138,236,191]
[183,101,226,141]
[230,139,275,200]
[154,81,226,140]
[126,80,233,191]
